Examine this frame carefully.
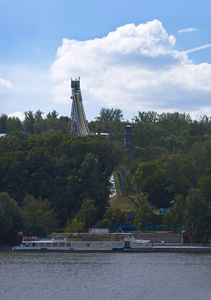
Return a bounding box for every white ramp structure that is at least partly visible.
[70,78,90,136]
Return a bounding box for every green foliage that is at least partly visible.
[133,160,173,207]
[0,110,70,135]
[162,194,186,232]
[95,108,124,122]
[65,198,97,232]
[133,139,211,208]
[65,216,85,233]
[185,188,210,242]
[0,114,23,133]
[0,133,121,228]
[21,195,58,237]
[0,109,210,242]
[0,192,23,244]
[133,195,153,231]
[89,108,125,147]
[77,199,98,228]
[103,207,127,229]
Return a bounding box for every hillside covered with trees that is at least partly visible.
[0,109,210,243]
[0,131,121,244]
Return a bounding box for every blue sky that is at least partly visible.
[0,0,211,121]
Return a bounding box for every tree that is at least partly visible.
[0,114,7,132]
[133,195,153,231]
[65,216,85,233]
[103,207,127,229]
[185,188,209,242]
[22,195,58,237]
[133,160,173,208]
[198,162,211,203]
[23,111,35,134]
[77,199,98,228]
[133,111,158,124]
[65,199,97,232]
[34,109,46,134]
[162,194,185,232]
[96,108,124,122]
[0,192,23,244]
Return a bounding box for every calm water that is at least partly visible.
[0,251,210,300]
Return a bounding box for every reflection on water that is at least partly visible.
[0,252,210,300]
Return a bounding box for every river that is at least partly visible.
[0,251,210,300]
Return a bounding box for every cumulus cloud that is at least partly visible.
[178,28,197,33]
[51,19,211,120]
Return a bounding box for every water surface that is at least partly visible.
[0,251,210,300]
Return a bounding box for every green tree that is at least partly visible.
[77,199,98,228]
[96,108,124,122]
[103,207,127,229]
[65,216,85,233]
[162,194,185,232]
[0,192,23,244]
[22,195,58,237]
[133,195,153,231]
[133,159,173,207]
[198,162,211,203]
[23,111,35,134]
[0,114,7,132]
[185,188,209,242]
[34,109,46,134]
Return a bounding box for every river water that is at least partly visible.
[0,251,210,300]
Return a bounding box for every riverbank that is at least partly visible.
[154,245,211,253]
[1,245,211,253]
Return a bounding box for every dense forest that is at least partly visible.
[0,109,210,243]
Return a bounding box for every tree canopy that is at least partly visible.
[0,108,210,243]
[0,132,122,228]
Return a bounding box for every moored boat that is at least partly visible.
[12,231,155,252]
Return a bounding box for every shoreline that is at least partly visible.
[153,245,211,253]
[1,245,211,253]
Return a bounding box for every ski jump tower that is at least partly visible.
[70,78,90,136]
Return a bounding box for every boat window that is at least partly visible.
[112,243,117,247]
[79,243,84,247]
[53,243,58,247]
[39,243,45,247]
[98,243,104,247]
[85,243,90,247]
[73,243,78,247]
[59,243,65,247]
[92,243,97,247]
[66,243,71,247]
[48,243,52,247]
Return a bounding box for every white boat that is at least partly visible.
[12,232,155,252]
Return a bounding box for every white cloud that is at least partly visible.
[8,111,25,121]
[0,78,13,90]
[51,19,211,120]
[178,28,197,33]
